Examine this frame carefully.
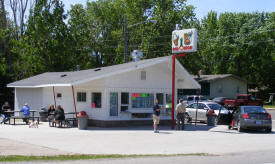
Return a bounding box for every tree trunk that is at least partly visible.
[0,0,7,29]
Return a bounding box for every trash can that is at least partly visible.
[77,111,88,130]
[39,108,48,122]
[207,109,217,126]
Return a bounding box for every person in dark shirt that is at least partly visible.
[1,102,11,124]
[54,105,65,127]
[152,99,161,133]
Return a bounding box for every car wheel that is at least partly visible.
[237,121,243,132]
[266,128,272,133]
[185,113,192,124]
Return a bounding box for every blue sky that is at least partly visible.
[62,0,275,20]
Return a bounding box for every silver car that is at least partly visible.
[232,106,272,132]
[185,101,229,123]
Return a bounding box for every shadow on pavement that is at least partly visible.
[211,129,275,134]
[183,124,215,131]
[84,123,216,132]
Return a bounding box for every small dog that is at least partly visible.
[29,121,38,128]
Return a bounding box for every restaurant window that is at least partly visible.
[121,92,129,111]
[77,92,86,102]
[156,93,164,105]
[131,93,154,108]
[92,92,101,108]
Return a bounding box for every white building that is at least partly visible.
[8,56,200,126]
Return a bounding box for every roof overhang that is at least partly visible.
[7,83,72,88]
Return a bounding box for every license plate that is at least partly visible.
[256,121,262,125]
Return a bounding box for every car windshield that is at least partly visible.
[244,106,266,113]
[207,103,224,110]
[213,97,222,101]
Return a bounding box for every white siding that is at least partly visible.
[105,63,172,89]
[210,77,247,98]
[42,86,76,113]
[15,88,43,116]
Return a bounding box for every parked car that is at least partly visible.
[224,94,263,110]
[185,101,229,124]
[212,97,232,106]
[231,106,272,132]
[182,95,207,106]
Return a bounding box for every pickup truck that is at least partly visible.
[224,94,263,109]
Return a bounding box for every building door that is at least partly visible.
[110,92,118,116]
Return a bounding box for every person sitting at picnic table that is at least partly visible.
[20,103,30,124]
[1,102,11,124]
[54,105,65,127]
[48,104,55,126]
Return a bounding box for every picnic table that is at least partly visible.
[5,110,39,125]
[48,112,78,127]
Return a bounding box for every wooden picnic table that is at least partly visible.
[5,110,39,125]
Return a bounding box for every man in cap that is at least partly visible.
[20,103,30,124]
[176,99,186,130]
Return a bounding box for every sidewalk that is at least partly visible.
[0,138,71,156]
[0,122,274,156]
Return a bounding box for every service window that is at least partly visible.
[77,92,86,102]
[131,93,154,108]
[92,92,102,108]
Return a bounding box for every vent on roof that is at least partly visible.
[94,68,101,72]
[60,74,67,77]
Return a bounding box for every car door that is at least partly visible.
[198,103,208,121]
[186,103,197,119]
[233,108,241,127]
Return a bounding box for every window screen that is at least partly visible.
[77,92,86,102]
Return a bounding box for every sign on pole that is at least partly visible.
[172,28,197,53]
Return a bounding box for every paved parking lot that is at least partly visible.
[0,116,274,156]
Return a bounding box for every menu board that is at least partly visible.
[131,93,154,108]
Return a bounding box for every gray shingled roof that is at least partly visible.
[192,74,246,83]
[7,56,172,88]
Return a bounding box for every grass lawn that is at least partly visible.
[0,153,210,162]
[264,105,275,109]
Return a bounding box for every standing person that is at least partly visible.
[176,99,186,130]
[152,99,161,133]
[54,105,65,127]
[48,104,55,126]
[1,102,11,124]
[20,103,30,124]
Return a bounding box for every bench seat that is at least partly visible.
[9,116,40,125]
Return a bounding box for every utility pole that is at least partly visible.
[123,14,127,63]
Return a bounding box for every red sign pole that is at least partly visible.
[172,55,176,129]
[72,85,78,119]
[171,53,185,130]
